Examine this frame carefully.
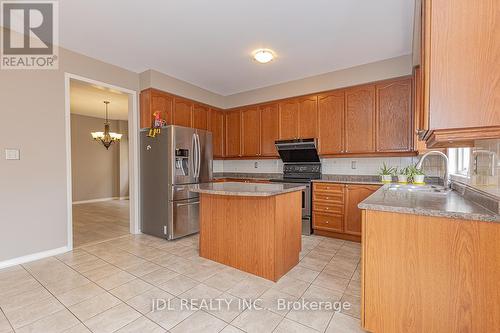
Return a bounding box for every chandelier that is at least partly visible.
[91,101,123,150]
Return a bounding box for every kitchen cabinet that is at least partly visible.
[318,91,344,154]
[312,182,380,241]
[416,0,500,147]
[139,89,173,129]
[362,210,500,332]
[173,97,193,127]
[140,74,417,160]
[278,96,318,140]
[344,184,379,236]
[241,107,261,156]
[225,110,241,157]
[259,103,279,157]
[345,85,376,154]
[192,103,208,130]
[208,108,224,158]
[375,78,412,152]
[298,96,318,139]
[278,99,299,140]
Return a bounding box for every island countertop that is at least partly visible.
[358,184,500,222]
[188,182,305,197]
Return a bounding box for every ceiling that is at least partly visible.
[70,80,129,120]
[60,0,415,96]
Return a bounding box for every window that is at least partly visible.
[448,148,471,176]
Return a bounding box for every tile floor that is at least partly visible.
[0,233,366,333]
[72,200,130,248]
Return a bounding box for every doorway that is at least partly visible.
[65,74,140,249]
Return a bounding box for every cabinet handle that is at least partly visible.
[326,207,329,210]
[325,221,329,224]
[326,197,330,199]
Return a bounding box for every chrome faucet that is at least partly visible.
[416,150,450,188]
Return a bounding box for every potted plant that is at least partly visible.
[378,162,395,182]
[397,166,410,183]
[408,165,426,184]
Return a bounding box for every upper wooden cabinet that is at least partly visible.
[318,91,344,155]
[140,74,417,160]
[192,103,208,130]
[140,89,173,128]
[173,97,193,127]
[208,108,224,158]
[241,107,261,157]
[225,110,241,157]
[375,78,412,152]
[278,100,299,140]
[260,103,279,157]
[345,85,376,154]
[417,0,500,146]
[278,97,318,140]
[297,96,318,139]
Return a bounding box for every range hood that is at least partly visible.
[275,138,320,163]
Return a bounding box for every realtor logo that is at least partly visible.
[1,1,59,69]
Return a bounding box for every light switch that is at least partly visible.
[5,149,20,160]
[351,160,357,169]
[254,161,258,169]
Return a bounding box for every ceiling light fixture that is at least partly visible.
[253,49,275,64]
[91,101,123,150]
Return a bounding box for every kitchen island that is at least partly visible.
[189,182,305,281]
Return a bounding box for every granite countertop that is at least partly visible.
[188,182,305,197]
[359,184,500,223]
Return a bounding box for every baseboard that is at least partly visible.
[73,196,128,205]
[0,246,70,270]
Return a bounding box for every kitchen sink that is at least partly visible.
[387,184,451,195]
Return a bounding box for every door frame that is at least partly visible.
[64,73,141,250]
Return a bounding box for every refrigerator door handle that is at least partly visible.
[196,133,201,178]
[191,133,197,178]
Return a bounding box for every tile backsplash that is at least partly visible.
[214,156,446,177]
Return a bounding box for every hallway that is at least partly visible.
[73,200,130,247]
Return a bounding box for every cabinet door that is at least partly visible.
[140,89,152,129]
[208,108,224,158]
[345,85,376,153]
[260,103,279,157]
[241,107,261,157]
[344,185,379,236]
[173,97,192,127]
[318,91,344,155]
[278,99,299,139]
[192,103,208,130]
[225,110,241,157]
[298,96,318,138]
[140,89,173,129]
[376,78,412,152]
[425,0,500,130]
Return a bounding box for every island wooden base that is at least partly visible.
[199,191,302,281]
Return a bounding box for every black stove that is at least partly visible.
[269,163,321,183]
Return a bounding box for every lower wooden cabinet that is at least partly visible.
[312,182,380,241]
[344,184,380,236]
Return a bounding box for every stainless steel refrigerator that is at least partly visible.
[140,125,212,240]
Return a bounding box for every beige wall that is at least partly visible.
[223,55,413,108]
[71,114,128,202]
[139,70,226,108]
[0,27,139,262]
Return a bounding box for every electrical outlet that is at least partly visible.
[254,161,258,169]
[351,160,357,169]
[5,149,20,160]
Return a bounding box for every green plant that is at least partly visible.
[379,162,396,176]
[406,164,425,182]
[398,166,410,176]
